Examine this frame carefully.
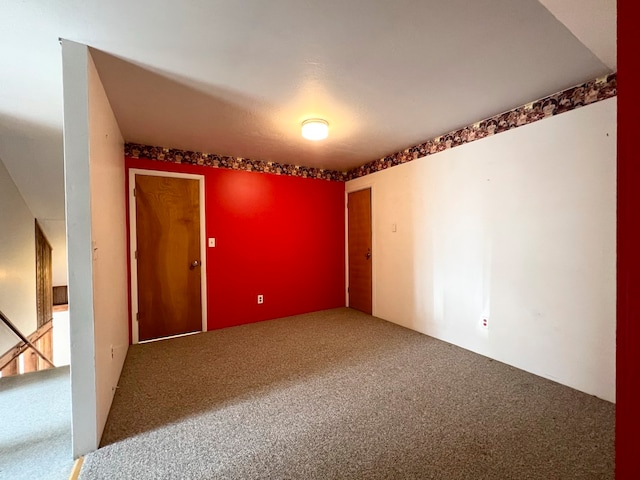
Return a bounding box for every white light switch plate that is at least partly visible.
[208,238,216,247]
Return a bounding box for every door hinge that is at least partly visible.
[136,312,140,321]
[133,188,136,197]
[134,250,138,260]
[347,287,350,293]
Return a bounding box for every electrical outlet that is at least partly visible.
[257,294,264,304]
[110,345,114,359]
[481,318,489,329]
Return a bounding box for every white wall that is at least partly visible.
[346,98,616,402]
[62,40,128,457]
[62,39,98,457]
[52,309,70,367]
[87,51,128,441]
[0,158,36,355]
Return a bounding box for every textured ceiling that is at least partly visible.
[0,0,617,276]
[90,0,611,173]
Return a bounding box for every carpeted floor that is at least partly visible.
[0,366,74,480]
[80,308,614,479]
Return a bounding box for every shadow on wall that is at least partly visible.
[407,152,489,345]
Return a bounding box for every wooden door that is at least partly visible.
[135,175,202,341]
[348,188,372,314]
[35,221,52,328]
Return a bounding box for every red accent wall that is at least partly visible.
[126,157,345,331]
[617,0,640,475]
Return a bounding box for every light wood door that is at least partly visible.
[135,175,202,341]
[348,188,372,314]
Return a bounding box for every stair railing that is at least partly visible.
[0,308,55,371]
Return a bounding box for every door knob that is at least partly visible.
[365,251,371,259]
[190,260,201,270]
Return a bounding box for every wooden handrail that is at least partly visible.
[0,309,55,371]
[0,321,53,371]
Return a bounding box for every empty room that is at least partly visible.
[2,0,638,479]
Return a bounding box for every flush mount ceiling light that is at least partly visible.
[301,118,329,141]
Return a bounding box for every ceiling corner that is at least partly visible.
[538,0,616,71]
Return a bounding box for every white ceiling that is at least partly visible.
[0,0,616,282]
[539,0,616,71]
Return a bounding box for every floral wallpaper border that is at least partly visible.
[126,73,616,182]
[124,144,347,181]
[346,73,617,180]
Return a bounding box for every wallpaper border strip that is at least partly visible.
[125,72,616,182]
[124,144,346,181]
[346,73,617,180]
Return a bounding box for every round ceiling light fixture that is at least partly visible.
[301,118,329,141]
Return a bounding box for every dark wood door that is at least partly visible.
[348,188,372,314]
[135,175,202,341]
[35,221,52,328]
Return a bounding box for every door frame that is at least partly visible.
[128,168,208,344]
[344,183,376,315]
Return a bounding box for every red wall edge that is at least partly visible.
[616,0,640,476]
[125,157,346,334]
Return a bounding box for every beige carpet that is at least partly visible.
[80,308,614,479]
[0,366,73,480]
